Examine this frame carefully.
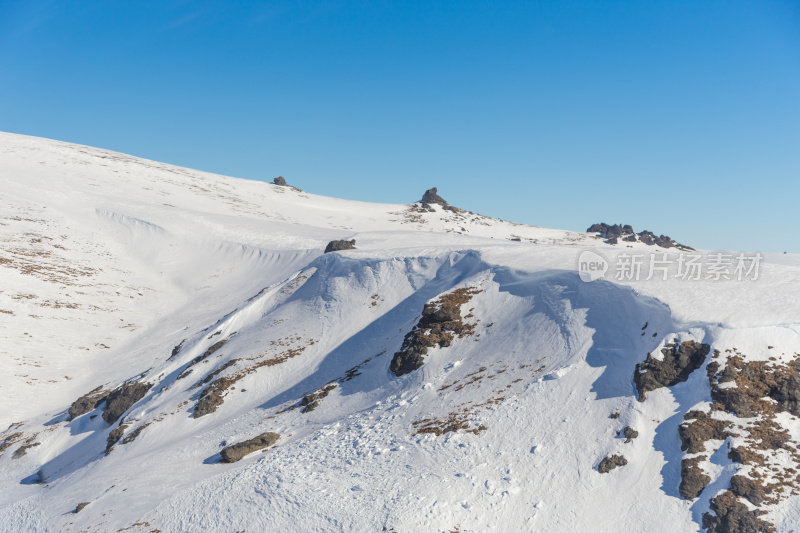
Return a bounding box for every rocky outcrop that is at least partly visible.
[729,475,768,506]
[300,383,337,413]
[220,432,280,463]
[702,490,775,533]
[678,411,732,453]
[708,355,800,418]
[102,382,151,425]
[679,456,711,499]
[586,222,692,250]
[634,341,710,400]
[621,426,638,443]
[272,176,301,191]
[390,287,481,376]
[106,423,129,454]
[597,454,627,473]
[324,239,356,253]
[74,502,91,514]
[420,187,447,206]
[68,386,110,420]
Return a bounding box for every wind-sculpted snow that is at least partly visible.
[1,131,800,532]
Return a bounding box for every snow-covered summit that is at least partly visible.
[1,131,799,532]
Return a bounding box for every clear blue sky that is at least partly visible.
[1,1,798,252]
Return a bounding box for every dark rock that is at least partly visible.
[678,410,731,453]
[324,239,356,253]
[300,383,337,413]
[730,475,768,506]
[420,187,447,206]
[102,382,152,425]
[390,288,481,376]
[68,386,110,420]
[654,235,674,248]
[220,432,280,463]
[194,377,234,418]
[12,441,40,459]
[606,236,618,245]
[709,355,800,418]
[597,454,627,473]
[679,456,711,499]
[702,490,775,533]
[609,411,620,419]
[634,341,710,401]
[273,176,287,186]
[105,423,129,454]
[74,502,91,514]
[587,223,610,234]
[622,426,639,443]
[169,339,185,360]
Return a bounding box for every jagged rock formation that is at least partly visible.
[101,382,152,425]
[390,287,481,376]
[272,176,302,191]
[324,239,356,253]
[420,187,448,206]
[586,222,692,249]
[634,341,710,400]
[220,432,280,463]
[680,456,711,499]
[68,386,110,420]
[300,383,337,413]
[702,490,775,533]
[597,454,627,473]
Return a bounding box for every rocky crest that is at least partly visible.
[587,222,692,250]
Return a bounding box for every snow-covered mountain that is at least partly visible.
[1,131,799,532]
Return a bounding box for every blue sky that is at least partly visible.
[1,1,798,252]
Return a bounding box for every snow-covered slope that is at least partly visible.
[1,131,799,532]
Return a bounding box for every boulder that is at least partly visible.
[679,456,711,499]
[220,432,280,463]
[597,454,627,473]
[68,386,110,420]
[102,382,151,425]
[324,239,356,253]
[634,341,710,400]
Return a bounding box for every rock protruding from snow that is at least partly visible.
[597,454,628,473]
[324,239,356,253]
[420,187,447,206]
[621,426,638,443]
[390,287,481,376]
[701,491,776,533]
[271,176,302,191]
[679,456,711,499]
[586,222,692,249]
[68,386,110,420]
[220,432,280,463]
[102,382,152,425]
[634,341,710,401]
[300,383,337,413]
